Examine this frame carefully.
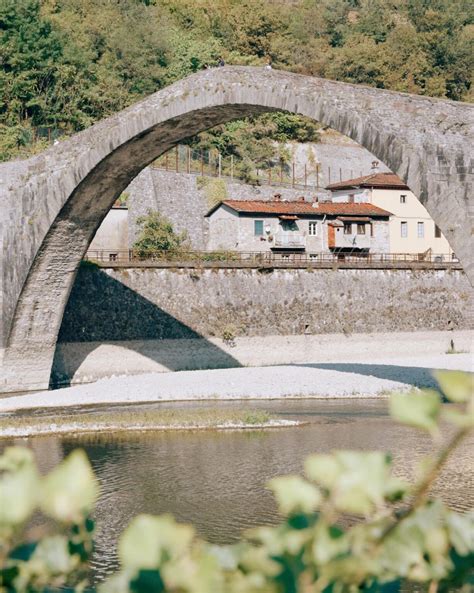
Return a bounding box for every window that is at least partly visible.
[400,221,408,238]
[417,221,424,238]
[357,223,366,235]
[308,221,318,236]
[344,223,352,235]
[254,220,264,236]
[400,195,407,204]
[435,225,442,238]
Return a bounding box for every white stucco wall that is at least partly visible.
[329,188,454,256]
[89,208,129,253]
[371,189,453,256]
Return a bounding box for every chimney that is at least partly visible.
[371,160,379,172]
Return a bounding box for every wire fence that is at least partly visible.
[151,145,365,190]
[85,249,460,268]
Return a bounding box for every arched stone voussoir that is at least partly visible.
[0,66,472,392]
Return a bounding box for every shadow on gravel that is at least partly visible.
[294,363,441,389]
[50,267,241,388]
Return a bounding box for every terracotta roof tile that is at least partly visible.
[326,172,409,191]
[206,200,392,217]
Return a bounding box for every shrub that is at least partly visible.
[132,210,189,258]
[221,324,238,346]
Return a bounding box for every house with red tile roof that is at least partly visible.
[327,170,454,258]
[205,196,392,254]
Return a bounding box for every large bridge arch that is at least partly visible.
[0,66,472,392]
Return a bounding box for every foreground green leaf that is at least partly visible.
[40,450,99,523]
[433,371,473,403]
[390,390,441,433]
[267,476,321,516]
[118,515,194,571]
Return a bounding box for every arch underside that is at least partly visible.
[0,67,472,392]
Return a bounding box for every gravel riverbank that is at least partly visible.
[1,341,472,412]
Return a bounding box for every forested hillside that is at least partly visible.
[1,0,472,161]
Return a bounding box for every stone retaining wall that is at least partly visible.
[58,265,473,344]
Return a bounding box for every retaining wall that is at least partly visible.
[58,265,473,343]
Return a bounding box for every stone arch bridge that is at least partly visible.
[0,66,473,393]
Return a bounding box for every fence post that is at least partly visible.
[218,153,222,177]
[328,166,331,184]
[187,146,191,174]
[201,150,204,176]
[175,146,179,173]
[339,167,342,181]
[165,153,169,171]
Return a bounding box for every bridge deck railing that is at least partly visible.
[84,249,461,269]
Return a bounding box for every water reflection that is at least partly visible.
[3,399,473,582]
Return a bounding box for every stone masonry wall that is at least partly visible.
[58,265,473,343]
[126,137,392,250]
[127,168,318,249]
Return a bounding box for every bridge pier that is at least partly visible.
[0,345,55,394]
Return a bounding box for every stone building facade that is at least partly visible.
[206,199,391,254]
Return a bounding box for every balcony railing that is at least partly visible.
[273,233,306,248]
[334,233,371,248]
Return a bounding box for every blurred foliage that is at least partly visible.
[1,370,473,592]
[1,0,472,161]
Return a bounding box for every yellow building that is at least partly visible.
[327,170,454,259]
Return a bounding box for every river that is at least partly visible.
[3,398,473,582]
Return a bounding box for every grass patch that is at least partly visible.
[0,407,278,438]
[445,340,468,355]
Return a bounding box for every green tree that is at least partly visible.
[133,210,189,257]
[0,0,63,126]
[1,0,473,163]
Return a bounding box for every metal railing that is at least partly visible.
[84,249,460,268]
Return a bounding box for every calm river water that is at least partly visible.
[3,399,473,582]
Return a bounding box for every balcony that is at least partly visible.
[333,232,371,249]
[273,232,306,249]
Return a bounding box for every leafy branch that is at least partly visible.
[1,371,472,593]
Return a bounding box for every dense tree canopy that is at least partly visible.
[1,0,472,160]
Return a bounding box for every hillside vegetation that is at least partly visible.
[1,0,472,161]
